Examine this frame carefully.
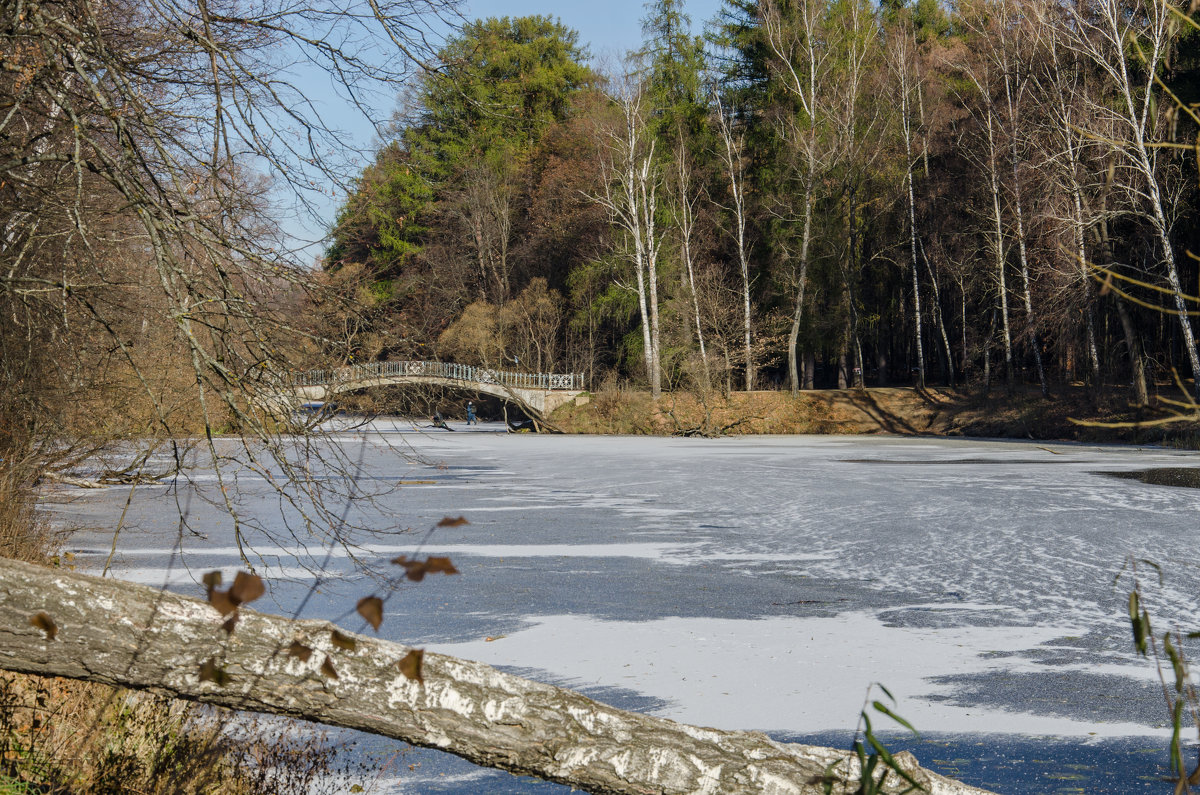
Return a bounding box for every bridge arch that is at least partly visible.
[289,361,585,415]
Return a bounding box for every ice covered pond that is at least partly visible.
[45,422,1200,792]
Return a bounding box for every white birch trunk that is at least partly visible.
[0,557,993,795]
[1001,64,1047,397]
[639,149,664,399]
[592,84,662,398]
[984,105,1014,387]
[628,156,654,391]
[788,174,814,395]
[715,91,755,392]
[673,144,710,386]
[761,0,823,397]
[903,86,925,389]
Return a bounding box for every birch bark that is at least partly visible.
[0,557,993,795]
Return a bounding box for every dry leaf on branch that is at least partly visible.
[204,570,265,622]
[287,641,313,662]
[230,571,265,603]
[397,649,424,682]
[391,555,459,582]
[357,596,384,631]
[29,612,57,641]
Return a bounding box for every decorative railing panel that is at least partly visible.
[293,361,584,392]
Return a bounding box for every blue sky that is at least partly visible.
[283,0,726,260]
[464,0,726,60]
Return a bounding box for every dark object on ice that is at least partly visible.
[507,417,535,432]
[431,412,454,431]
[299,402,340,420]
[1105,467,1200,489]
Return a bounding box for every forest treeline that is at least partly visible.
[324,0,1200,404]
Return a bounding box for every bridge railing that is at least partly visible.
[292,361,584,392]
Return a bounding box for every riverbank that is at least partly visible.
[551,384,1200,445]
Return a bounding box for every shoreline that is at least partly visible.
[544,385,1200,447]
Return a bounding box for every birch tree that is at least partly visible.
[761,0,830,394]
[594,79,665,398]
[994,3,1049,396]
[949,24,1017,388]
[1035,5,1106,394]
[714,90,757,391]
[826,0,885,390]
[642,0,713,388]
[670,137,712,386]
[1065,0,1200,400]
[889,15,928,388]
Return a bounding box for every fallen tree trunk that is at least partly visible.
[0,557,991,794]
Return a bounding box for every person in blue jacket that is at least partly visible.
[466,401,477,426]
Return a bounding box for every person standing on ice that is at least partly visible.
[466,401,477,425]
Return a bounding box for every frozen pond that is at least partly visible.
[44,422,1200,792]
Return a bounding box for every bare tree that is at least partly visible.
[761,0,829,395]
[592,76,665,399]
[994,3,1049,396]
[0,0,460,553]
[890,16,927,389]
[451,158,516,303]
[1064,0,1200,400]
[1035,5,1105,393]
[713,89,756,391]
[669,130,712,387]
[948,23,1017,389]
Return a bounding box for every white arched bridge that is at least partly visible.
[289,360,586,415]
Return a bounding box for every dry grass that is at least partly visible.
[552,384,1200,445]
[0,671,368,795]
[0,459,53,565]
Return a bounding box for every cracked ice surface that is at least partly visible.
[50,427,1200,741]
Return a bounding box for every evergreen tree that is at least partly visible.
[640,0,709,142]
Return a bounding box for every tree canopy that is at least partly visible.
[324,0,1200,402]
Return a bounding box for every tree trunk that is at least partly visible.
[1047,30,1102,392]
[715,92,755,392]
[788,175,815,395]
[1114,294,1149,406]
[674,144,710,388]
[642,164,663,400]
[1098,211,1148,407]
[919,240,955,388]
[902,81,926,389]
[0,558,989,795]
[985,106,1014,389]
[983,310,997,392]
[1000,34,1046,398]
[1070,184,1102,391]
[1070,0,1200,399]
